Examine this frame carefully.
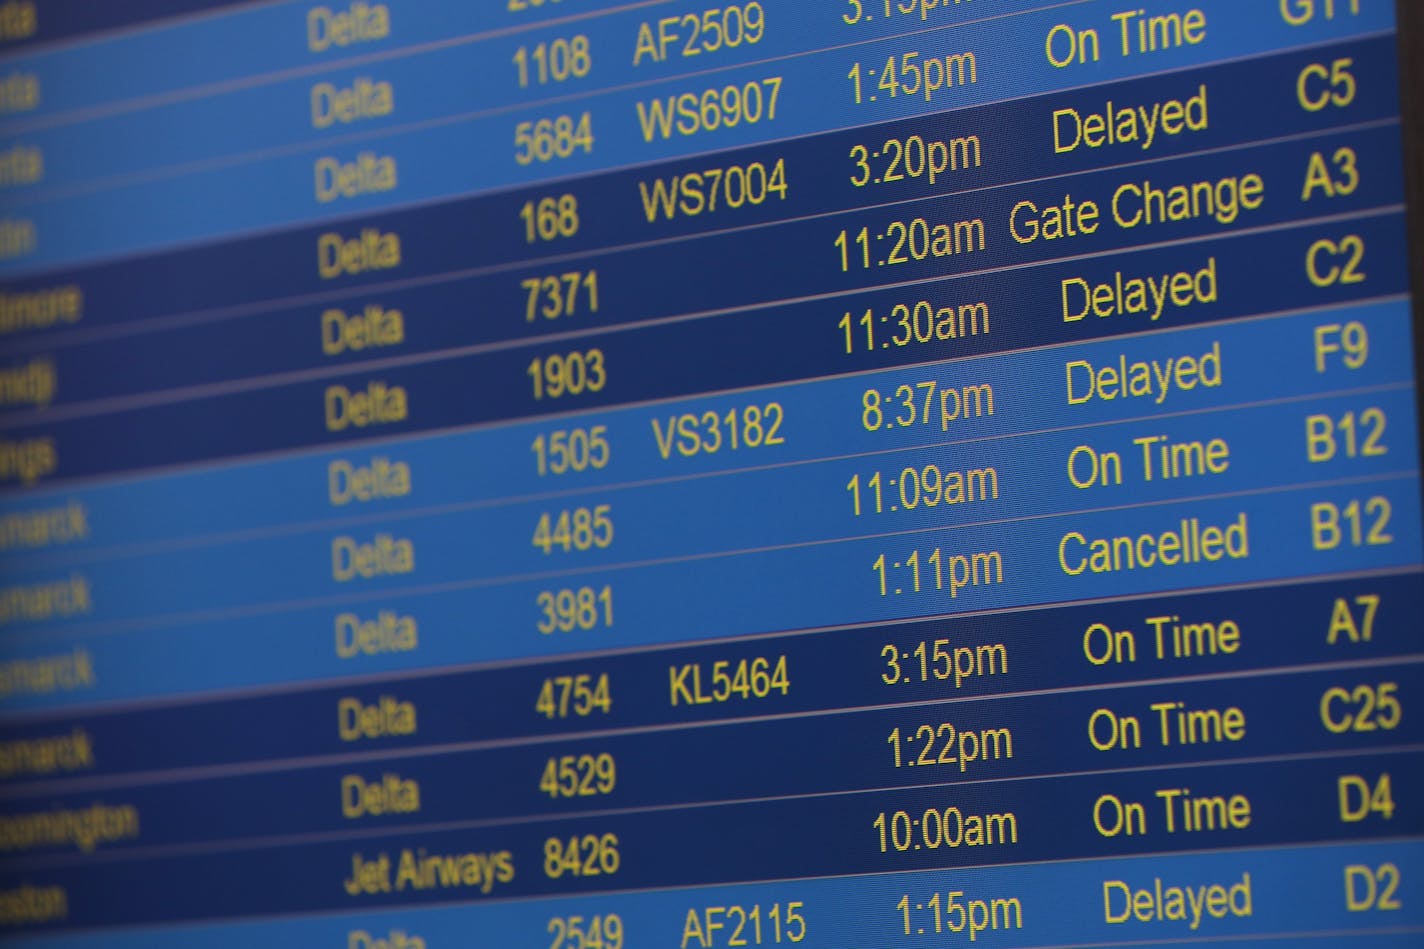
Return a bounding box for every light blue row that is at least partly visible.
[9,839,1422,948]
[0,0,1396,273]
[1,300,1413,563]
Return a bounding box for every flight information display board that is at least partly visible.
[0,0,1421,946]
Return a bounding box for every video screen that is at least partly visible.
[0,1,1420,946]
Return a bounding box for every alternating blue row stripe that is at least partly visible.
[0,210,1407,419]
[0,136,1410,488]
[4,4,1400,199]
[2,569,1418,772]
[0,0,1399,273]
[2,0,1072,181]
[0,301,1414,588]
[2,665,1419,853]
[1,281,1415,543]
[0,754,1418,930]
[0,386,1417,621]
[0,40,1405,356]
[0,477,1418,712]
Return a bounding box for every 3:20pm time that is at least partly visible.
[850,133,982,188]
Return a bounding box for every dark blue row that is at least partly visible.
[0,36,1400,354]
[3,663,1420,858]
[0,129,1408,486]
[1,750,1417,930]
[1,571,1416,784]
